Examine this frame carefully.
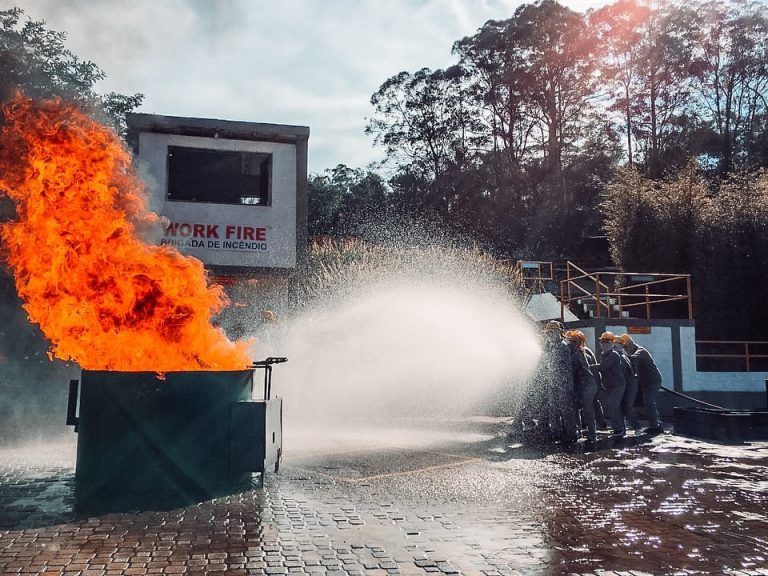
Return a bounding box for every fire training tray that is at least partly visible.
[67,369,282,513]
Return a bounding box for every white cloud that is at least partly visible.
[4,0,608,173]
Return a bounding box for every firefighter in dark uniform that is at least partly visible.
[541,321,579,443]
[615,334,641,435]
[514,321,578,444]
[566,330,598,442]
[597,331,627,437]
[620,334,664,435]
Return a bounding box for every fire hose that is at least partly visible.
[660,385,727,411]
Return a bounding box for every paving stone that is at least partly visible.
[1,434,767,576]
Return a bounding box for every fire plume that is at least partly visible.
[0,94,252,371]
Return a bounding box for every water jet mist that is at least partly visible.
[269,239,542,451]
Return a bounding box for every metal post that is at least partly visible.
[560,280,565,322]
[262,366,273,400]
[618,287,623,319]
[645,284,651,319]
[595,275,601,319]
[686,275,693,319]
[745,342,751,372]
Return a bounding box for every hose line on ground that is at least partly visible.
[660,385,728,411]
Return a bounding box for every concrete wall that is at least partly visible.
[679,326,766,392]
[126,113,309,273]
[565,318,767,411]
[139,132,298,269]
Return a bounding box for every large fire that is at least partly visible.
[0,94,252,371]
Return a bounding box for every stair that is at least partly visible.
[576,297,630,319]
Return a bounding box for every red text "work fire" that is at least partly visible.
[164,223,267,241]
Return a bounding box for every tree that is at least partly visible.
[455,1,602,251]
[307,169,346,237]
[695,169,768,338]
[509,1,598,175]
[691,0,768,176]
[602,162,706,272]
[591,0,652,166]
[633,1,702,178]
[366,67,485,213]
[453,16,547,244]
[0,7,143,136]
[307,165,390,238]
[593,0,705,178]
[602,162,768,339]
[453,20,536,163]
[364,0,768,270]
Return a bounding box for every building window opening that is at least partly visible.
[167,146,272,205]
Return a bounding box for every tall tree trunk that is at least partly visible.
[546,93,566,249]
[720,75,734,176]
[625,82,633,165]
[649,81,660,178]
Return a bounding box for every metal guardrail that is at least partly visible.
[560,261,692,320]
[515,260,554,305]
[696,341,768,372]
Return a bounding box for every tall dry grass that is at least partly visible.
[295,236,526,306]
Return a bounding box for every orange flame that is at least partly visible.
[0,94,252,371]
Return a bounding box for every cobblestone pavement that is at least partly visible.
[1,424,767,576]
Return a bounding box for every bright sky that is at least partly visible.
[7,0,609,174]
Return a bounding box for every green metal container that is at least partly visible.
[68,369,282,513]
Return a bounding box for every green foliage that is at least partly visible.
[691,0,768,175]
[603,163,705,271]
[602,164,768,338]
[307,165,389,238]
[308,0,768,341]
[695,171,768,338]
[367,67,482,182]
[356,0,768,263]
[0,7,143,136]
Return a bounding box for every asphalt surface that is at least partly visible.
[1,419,767,575]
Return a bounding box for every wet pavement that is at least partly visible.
[1,421,767,575]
